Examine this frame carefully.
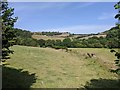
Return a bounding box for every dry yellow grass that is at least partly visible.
[32,35,66,40]
[80,35,106,39]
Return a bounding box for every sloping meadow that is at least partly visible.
[3,45,119,88]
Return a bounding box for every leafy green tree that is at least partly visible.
[22,38,38,47]
[55,40,62,46]
[99,37,107,48]
[110,1,120,75]
[62,38,71,47]
[38,39,46,47]
[14,28,32,38]
[1,1,18,60]
[45,39,55,47]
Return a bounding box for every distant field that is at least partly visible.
[3,45,119,88]
[32,34,106,40]
[79,34,106,39]
[32,35,65,40]
[32,32,71,40]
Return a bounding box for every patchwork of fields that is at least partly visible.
[3,45,119,88]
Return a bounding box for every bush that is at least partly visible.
[52,45,67,50]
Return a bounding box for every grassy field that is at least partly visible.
[3,45,119,88]
[32,34,106,40]
[32,35,66,40]
[79,34,106,39]
[32,32,70,40]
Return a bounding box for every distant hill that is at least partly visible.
[102,26,118,34]
[14,27,119,48]
[14,27,118,41]
[32,32,70,40]
[32,31,107,40]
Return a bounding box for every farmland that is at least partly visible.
[32,33,106,40]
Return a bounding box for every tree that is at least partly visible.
[38,39,46,47]
[62,38,71,47]
[45,39,55,47]
[1,1,18,60]
[55,40,62,46]
[110,1,120,75]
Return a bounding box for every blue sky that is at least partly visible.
[9,2,117,34]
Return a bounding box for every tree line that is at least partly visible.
[32,31,63,36]
[13,27,119,49]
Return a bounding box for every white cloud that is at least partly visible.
[98,12,115,20]
[37,24,114,34]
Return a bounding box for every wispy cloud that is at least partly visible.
[10,2,72,12]
[98,12,115,20]
[10,2,95,13]
[74,2,95,9]
[36,24,114,34]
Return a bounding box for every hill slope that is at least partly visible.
[3,45,118,88]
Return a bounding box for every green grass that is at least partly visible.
[69,48,117,70]
[3,45,119,88]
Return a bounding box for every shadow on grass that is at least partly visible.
[2,66,37,88]
[84,78,120,90]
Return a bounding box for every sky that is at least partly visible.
[9,2,118,34]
